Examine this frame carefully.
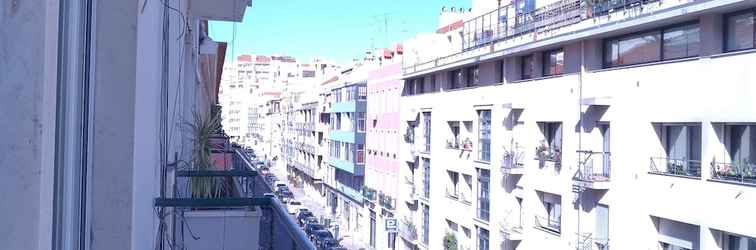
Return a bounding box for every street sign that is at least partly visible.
[385,218,398,232]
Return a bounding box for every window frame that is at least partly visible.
[520,54,534,80]
[542,48,565,76]
[723,8,756,52]
[478,110,492,162]
[602,20,701,68]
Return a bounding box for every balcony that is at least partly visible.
[710,160,756,186]
[399,217,419,245]
[403,176,418,205]
[154,149,315,250]
[535,144,562,169]
[534,215,561,235]
[649,157,701,178]
[575,150,611,190]
[501,146,526,175]
[362,187,377,203]
[577,233,609,250]
[378,192,396,211]
[499,213,524,241]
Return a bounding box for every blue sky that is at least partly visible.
[209,0,470,65]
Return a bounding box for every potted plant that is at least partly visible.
[443,232,458,250]
[186,112,228,198]
[462,138,473,152]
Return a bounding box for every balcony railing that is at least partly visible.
[576,150,611,182]
[379,193,396,210]
[577,233,609,250]
[535,144,562,165]
[502,146,526,171]
[400,218,419,244]
[404,0,665,74]
[155,149,315,250]
[649,157,701,178]
[446,137,460,149]
[711,160,756,185]
[362,187,377,202]
[534,215,561,234]
[499,210,524,240]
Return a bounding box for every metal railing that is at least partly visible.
[499,210,523,236]
[404,0,666,73]
[577,232,610,250]
[534,215,561,234]
[400,218,419,243]
[576,150,611,182]
[649,157,701,178]
[711,160,756,185]
[154,149,316,250]
[535,146,562,163]
[502,147,526,170]
[446,137,461,149]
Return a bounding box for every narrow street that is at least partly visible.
[271,164,368,250]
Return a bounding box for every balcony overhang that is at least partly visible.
[501,166,525,175]
[190,0,251,22]
[500,228,524,241]
[575,180,611,190]
[581,97,612,107]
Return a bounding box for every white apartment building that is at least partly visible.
[397,0,756,250]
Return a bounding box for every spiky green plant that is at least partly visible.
[186,111,224,198]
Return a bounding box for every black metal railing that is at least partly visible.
[649,157,701,178]
[535,215,561,234]
[711,160,756,185]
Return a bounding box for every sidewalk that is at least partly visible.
[273,165,368,250]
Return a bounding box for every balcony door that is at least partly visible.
[601,124,611,175]
[596,204,609,247]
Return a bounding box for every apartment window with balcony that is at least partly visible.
[724,232,756,250]
[466,65,480,87]
[537,122,563,163]
[423,158,431,199]
[423,112,432,153]
[521,55,534,80]
[538,192,561,234]
[357,144,365,164]
[654,124,701,177]
[543,49,564,76]
[725,125,756,163]
[725,11,755,52]
[336,113,342,130]
[478,110,491,162]
[447,171,459,198]
[604,22,700,67]
[477,227,490,250]
[335,141,341,159]
[477,168,490,221]
[404,81,415,96]
[357,112,366,132]
[422,204,430,245]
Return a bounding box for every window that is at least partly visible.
[423,158,431,199]
[334,89,342,102]
[537,192,561,233]
[336,113,342,130]
[543,49,564,76]
[345,143,352,161]
[423,112,432,152]
[430,75,437,92]
[725,124,756,163]
[496,60,504,83]
[358,85,367,99]
[335,142,341,158]
[415,78,425,94]
[357,144,365,164]
[538,122,563,162]
[604,30,661,67]
[449,69,463,89]
[663,24,700,60]
[725,11,755,52]
[521,55,534,79]
[357,112,366,132]
[658,124,702,176]
[478,110,491,162]
[477,227,490,250]
[447,171,459,198]
[477,168,490,221]
[466,65,479,87]
[405,81,415,96]
[725,233,756,250]
[422,204,430,245]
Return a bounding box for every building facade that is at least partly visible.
[397,0,756,250]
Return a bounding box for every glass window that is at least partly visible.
[521,55,534,79]
[478,110,491,162]
[422,204,430,245]
[663,24,700,59]
[726,12,755,52]
[466,65,480,87]
[496,60,504,83]
[357,112,366,132]
[477,227,490,250]
[423,158,431,199]
[358,85,367,99]
[357,144,365,164]
[430,75,437,92]
[543,49,564,76]
[423,112,432,153]
[477,169,490,221]
[345,143,352,161]
[405,81,414,96]
[416,78,425,94]
[726,234,756,250]
[449,70,462,89]
[604,30,662,67]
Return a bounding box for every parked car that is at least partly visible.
[300,217,317,229]
[287,200,302,214]
[311,230,336,249]
[304,223,325,238]
[296,208,309,218]
[297,211,315,227]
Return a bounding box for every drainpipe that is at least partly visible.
[576,39,586,250]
